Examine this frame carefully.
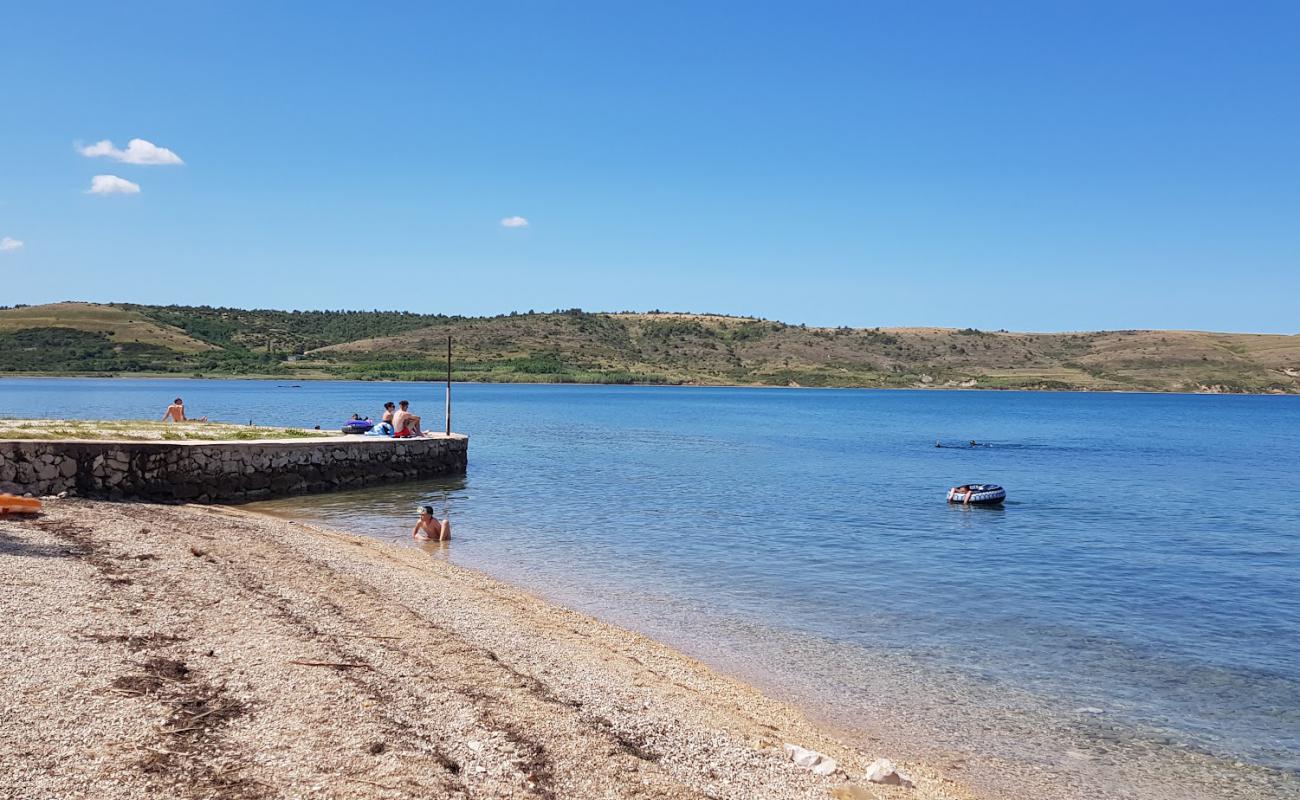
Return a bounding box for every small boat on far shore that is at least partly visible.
[947,483,1006,505]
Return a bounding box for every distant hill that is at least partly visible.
[0,302,216,351]
[1,302,1297,394]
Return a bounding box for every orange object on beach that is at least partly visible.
[0,494,42,514]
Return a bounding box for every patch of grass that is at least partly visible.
[0,419,331,441]
[226,427,319,440]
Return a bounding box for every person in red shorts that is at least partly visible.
[393,414,422,438]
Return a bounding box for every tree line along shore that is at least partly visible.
[2,301,1297,393]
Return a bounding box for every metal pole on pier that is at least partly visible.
[444,335,452,436]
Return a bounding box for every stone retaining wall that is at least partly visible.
[0,435,468,502]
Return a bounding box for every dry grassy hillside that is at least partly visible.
[0,303,215,352]
[2,302,1296,392]
[312,311,1300,393]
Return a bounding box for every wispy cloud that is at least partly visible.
[0,236,23,252]
[86,174,141,195]
[78,138,184,165]
[500,216,529,228]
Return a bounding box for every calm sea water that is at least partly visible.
[4,378,1298,796]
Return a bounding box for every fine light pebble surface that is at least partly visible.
[0,499,979,800]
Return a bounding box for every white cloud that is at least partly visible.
[0,236,23,252]
[86,174,141,195]
[500,216,529,228]
[78,138,184,165]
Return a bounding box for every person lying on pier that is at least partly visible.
[413,506,451,542]
[161,397,208,423]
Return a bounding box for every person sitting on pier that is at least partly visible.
[161,397,207,423]
[413,505,450,542]
[392,400,422,436]
[367,401,396,435]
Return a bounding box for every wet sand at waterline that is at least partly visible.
[1,500,969,800]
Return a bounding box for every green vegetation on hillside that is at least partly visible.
[123,304,446,354]
[0,328,188,373]
[1,302,1297,394]
[0,302,215,352]
[0,326,292,375]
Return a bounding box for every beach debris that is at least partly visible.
[0,493,43,515]
[830,785,876,800]
[1073,706,1105,715]
[287,659,375,671]
[783,743,838,775]
[467,739,484,753]
[864,758,914,788]
[331,632,403,640]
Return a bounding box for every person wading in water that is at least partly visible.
[412,506,450,542]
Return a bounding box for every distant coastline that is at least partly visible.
[3,373,1299,398]
[3,301,1297,394]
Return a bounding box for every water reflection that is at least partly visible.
[416,538,452,559]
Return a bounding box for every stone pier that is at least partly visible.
[0,434,468,502]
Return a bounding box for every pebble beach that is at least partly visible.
[0,499,973,799]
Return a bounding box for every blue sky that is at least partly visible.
[1,2,1297,333]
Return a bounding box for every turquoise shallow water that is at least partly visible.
[4,378,1298,794]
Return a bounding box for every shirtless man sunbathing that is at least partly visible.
[162,397,208,423]
[392,400,421,436]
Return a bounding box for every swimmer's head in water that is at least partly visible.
[174,397,182,404]
[418,505,434,517]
